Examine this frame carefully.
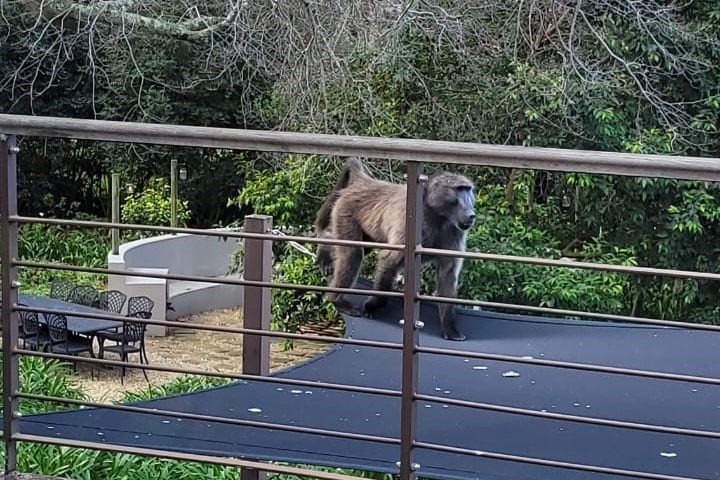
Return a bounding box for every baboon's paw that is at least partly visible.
[441,324,467,341]
[333,301,365,318]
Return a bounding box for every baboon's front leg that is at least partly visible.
[436,256,466,341]
[315,243,335,277]
[363,249,404,317]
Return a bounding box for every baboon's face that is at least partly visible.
[425,174,477,231]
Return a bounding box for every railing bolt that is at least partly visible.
[399,319,424,329]
[395,461,420,470]
[403,173,429,183]
[9,146,19,154]
[11,280,21,288]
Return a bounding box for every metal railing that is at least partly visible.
[1,114,719,480]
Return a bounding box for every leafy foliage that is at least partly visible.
[121,177,192,241]
[456,184,637,315]
[270,242,342,350]
[120,375,232,403]
[17,223,109,294]
[234,154,340,228]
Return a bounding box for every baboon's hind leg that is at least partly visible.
[327,219,365,316]
[363,249,404,317]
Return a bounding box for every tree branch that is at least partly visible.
[20,0,240,40]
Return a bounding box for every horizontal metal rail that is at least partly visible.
[14,260,404,299]
[2,114,720,181]
[13,215,405,252]
[418,293,720,332]
[14,303,403,350]
[412,441,703,480]
[413,393,720,439]
[16,392,400,445]
[16,349,402,398]
[17,259,720,335]
[14,215,720,283]
[416,345,720,386]
[15,303,720,385]
[13,433,371,480]
[19,215,720,294]
[419,247,720,282]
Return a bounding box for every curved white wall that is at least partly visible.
[107,230,244,336]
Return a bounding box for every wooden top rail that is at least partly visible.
[1,114,720,181]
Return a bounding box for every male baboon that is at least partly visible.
[314,157,476,341]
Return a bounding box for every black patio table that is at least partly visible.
[18,293,123,335]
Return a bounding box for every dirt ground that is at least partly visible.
[70,308,345,402]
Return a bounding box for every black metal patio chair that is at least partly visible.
[45,312,95,378]
[68,284,100,307]
[96,294,153,359]
[127,295,155,316]
[49,279,76,301]
[98,289,128,314]
[101,312,150,384]
[19,310,49,351]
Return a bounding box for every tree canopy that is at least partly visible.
[2,0,720,324]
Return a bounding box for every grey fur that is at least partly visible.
[314,158,476,341]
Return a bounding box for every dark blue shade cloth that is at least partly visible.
[15,290,720,480]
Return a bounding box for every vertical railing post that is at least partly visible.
[111,172,120,255]
[1,134,20,474]
[240,214,272,480]
[398,161,424,480]
[170,158,178,230]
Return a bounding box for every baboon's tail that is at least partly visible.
[314,157,368,232]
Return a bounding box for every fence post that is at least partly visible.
[241,214,273,480]
[1,134,20,474]
[111,173,120,255]
[398,161,424,480]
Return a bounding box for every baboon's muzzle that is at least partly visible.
[459,214,476,230]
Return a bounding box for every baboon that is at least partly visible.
[314,158,476,341]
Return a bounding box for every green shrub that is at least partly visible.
[119,375,232,403]
[271,242,342,350]
[520,236,636,314]
[234,154,338,228]
[460,191,559,304]
[121,177,191,241]
[459,186,636,315]
[17,223,110,294]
